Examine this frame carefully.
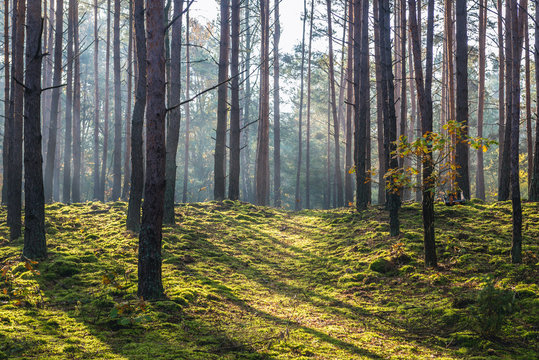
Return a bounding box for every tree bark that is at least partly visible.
[327,0,343,207]
[241,0,253,202]
[228,0,241,200]
[455,0,469,199]
[112,0,122,200]
[273,0,281,207]
[72,0,81,202]
[304,0,314,209]
[525,16,532,191]
[345,0,354,206]
[499,0,512,201]
[530,0,539,201]
[497,0,505,194]
[23,0,47,260]
[214,0,229,201]
[379,0,399,233]
[373,0,385,206]
[295,0,308,210]
[1,0,8,204]
[93,0,101,200]
[163,0,184,223]
[256,0,270,206]
[182,9,191,203]
[138,0,167,300]
[63,0,74,204]
[7,0,24,238]
[101,0,111,201]
[509,0,527,263]
[409,0,436,267]
[127,0,147,232]
[123,0,134,201]
[476,0,486,200]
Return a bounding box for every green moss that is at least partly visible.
[0,201,537,359]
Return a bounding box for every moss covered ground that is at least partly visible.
[0,200,537,359]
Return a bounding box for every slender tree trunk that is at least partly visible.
[525,16,532,190]
[63,0,74,204]
[410,0,436,267]
[327,78,332,209]
[295,0,308,210]
[379,0,399,233]
[127,0,147,232]
[123,0,134,201]
[304,0,314,209]
[345,0,354,205]
[327,0,343,207]
[445,0,456,190]
[93,0,100,200]
[408,27,420,202]
[399,0,409,201]
[72,1,81,202]
[112,0,122,200]
[101,0,111,201]
[43,1,55,157]
[273,0,281,207]
[138,0,166,300]
[214,0,230,201]
[510,0,527,263]
[241,0,253,202]
[499,0,512,200]
[497,0,505,192]
[228,0,241,200]
[24,0,46,260]
[373,0,385,205]
[476,0,486,200]
[1,0,8,204]
[256,0,270,206]
[182,9,191,203]
[529,0,539,201]
[7,0,24,239]
[455,0,469,199]
[163,0,184,223]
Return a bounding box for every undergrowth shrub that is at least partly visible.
[472,281,515,338]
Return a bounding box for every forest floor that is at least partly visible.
[0,200,537,359]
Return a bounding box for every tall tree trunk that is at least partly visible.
[163,0,184,223]
[138,0,166,300]
[1,0,8,204]
[399,0,409,201]
[42,1,55,158]
[63,0,74,204]
[326,78,332,209]
[379,0,399,233]
[241,0,253,202]
[304,0,314,209]
[455,0,469,199]
[24,0,47,260]
[408,26,420,202]
[409,0,436,267]
[7,0,24,239]
[127,0,147,232]
[72,1,81,202]
[499,0,512,200]
[93,0,101,200]
[327,0,343,207]
[510,0,527,263]
[214,0,229,201]
[273,0,281,207]
[529,0,539,201]
[112,0,122,200]
[101,0,111,201]
[373,0,385,205]
[476,0,486,200]
[228,0,241,200]
[295,0,308,210]
[525,16,532,191]
[497,0,505,193]
[256,0,270,206]
[445,0,456,190]
[345,0,354,206]
[123,0,134,201]
[182,9,191,203]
